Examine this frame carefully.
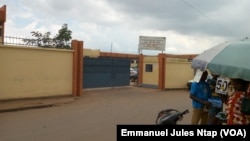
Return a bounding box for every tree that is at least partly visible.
[23,23,72,49]
[54,24,72,49]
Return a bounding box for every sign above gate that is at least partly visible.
[138,36,166,51]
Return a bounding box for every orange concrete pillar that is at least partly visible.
[138,54,144,86]
[72,40,84,96]
[77,41,83,96]
[0,5,6,43]
[71,40,78,96]
[158,53,166,90]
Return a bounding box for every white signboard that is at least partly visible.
[215,77,230,95]
[138,36,166,51]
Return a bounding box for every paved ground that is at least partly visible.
[0,85,192,141]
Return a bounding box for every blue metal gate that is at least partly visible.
[83,57,130,88]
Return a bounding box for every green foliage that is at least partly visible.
[23,24,72,49]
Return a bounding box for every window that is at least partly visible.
[145,64,153,72]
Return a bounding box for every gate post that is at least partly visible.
[158,53,166,90]
[0,5,6,44]
[77,41,83,95]
[72,40,83,96]
[138,54,144,86]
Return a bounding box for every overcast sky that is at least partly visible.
[2,0,250,55]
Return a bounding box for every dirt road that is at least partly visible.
[0,86,192,141]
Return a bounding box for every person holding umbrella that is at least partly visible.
[225,78,250,125]
[190,70,212,125]
[190,39,250,124]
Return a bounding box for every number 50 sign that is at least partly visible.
[215,77,230,95]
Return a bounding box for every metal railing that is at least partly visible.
[1,36,72,49]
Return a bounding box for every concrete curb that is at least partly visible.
[0,104,54,113]
[0,97,78,113]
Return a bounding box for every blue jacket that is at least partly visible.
[190,81,212,109]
